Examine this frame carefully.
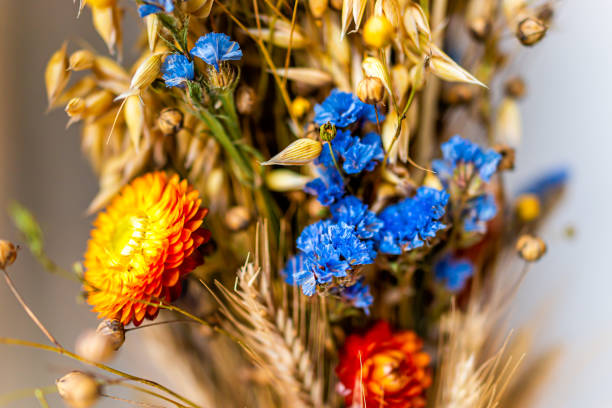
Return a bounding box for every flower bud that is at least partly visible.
[516,17,547,46]
[75,329,116,363]
[262,138,322,166]
[291,96,311,118]
[236,86,256,115]
[363,16,394,48]
[516,234,547,262]
[357,77,384,105]
[96,319,125,350]
[206,63,238,90]
[56,371,100,408]
[505,77,526,98]
[319,122,336,142]
[225,206,252,232]
[493,144,515,171]
[158,108,183,136]
[309,0,328,18]
[515,194,541,222]
[69,50,95,71]
[0,240,17,269]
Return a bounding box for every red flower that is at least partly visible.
[336,322,432,408]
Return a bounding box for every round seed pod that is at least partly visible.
[493,144,516,171]
[516,234,547,262]
[291,96,311,118]
[225,206,252,232]
[505,77,526,99]
[515,194,541,222]
[56,371,100,408]
[96,319,125,350]
[357,77,385,105]
[75,329,116,363]
[0,240,18,269]
[516,17,547,46]
[236,85,256,115]
[158,108,184,136]
[363,16,394,48]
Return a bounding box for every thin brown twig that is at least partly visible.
[1,268,62,348]
[102,393,167,408]
[282,0,299,89]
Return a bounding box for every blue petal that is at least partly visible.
[435,256,474,291]
[161,54,195,88]
[138,4,163,17]
[190,32,243,72]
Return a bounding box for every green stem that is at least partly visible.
[0,338,202,408]
[34,390,50,408]
[0,386,56,407]
[218,90,242,141]
[326,141,343,176]
[382,86,418,172]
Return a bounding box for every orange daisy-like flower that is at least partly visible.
[336,322,432,408]
[84,172,210,326]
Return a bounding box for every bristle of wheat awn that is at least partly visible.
[45,42,71,107]
[262,138,322,166]
[428,45,487,88]
[516,234,547,261]
[91,5,120,55]
[56,371,100,408]
[0,240,17,269]
[75,329,116,363]
[145,15,159,52]
[158,108,184,135]
[266,169,312,192]
[363,15,394,48]
[362,57,393,97]
[124,95,144,148]
[69,49,96,71]
[309,0,328,18]
[357,77,384,105]
[96,319,125,350]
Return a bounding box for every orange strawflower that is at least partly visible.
[336,321,432,408]
[84,172,210,325]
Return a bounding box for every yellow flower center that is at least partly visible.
[108,214,149,265]
[369,350,410,394]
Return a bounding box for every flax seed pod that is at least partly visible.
[75,329,116,363]
[0,240,17,269]
[45,42,71,108]
[225,206,252,232]
[516,16,547,46]
[158,108,184,135]
[96,319,125,350]
[236,86,256,115]
[516,234,547,261]
[56,371,100,408]
[357,76,385,105]
[362,57,393,97]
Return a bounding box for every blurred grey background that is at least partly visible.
[0,0,610,407]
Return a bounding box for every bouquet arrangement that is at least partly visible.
[1,0,567,406]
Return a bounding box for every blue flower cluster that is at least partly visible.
[435,255,474,291]
[432,135,501,183]
[138,0,174,17]
[191,33,243,72]
[316,130,384,175]
[314,89,380,128]
[336,277,373,314]
[160,33,243,88]
[377,187,449,255]
[463,194,497,233]
[520,167,569,198]
[161,54,194,88]
[304,167,345,206]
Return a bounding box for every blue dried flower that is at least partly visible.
[463,194,497,233]
[316,131,384,174]
[304,167,345,206]
[520,167,569,197]
[435,256,474,291]
[285,221,375,296]
[377,187,449,255]
[138,0,174,17]
[314,89,380,128]
[432,135,502,182]
[331,196,383,240]
[161,54,194,88]
[338,278,373,314]
[190,32,243,72]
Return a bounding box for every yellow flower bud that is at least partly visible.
[357,76,384,105]
[69,50,95,71]
[363,15,394,48]
[262,138,322,166]
[516,234,547,262]
[291,96,311,118]
[515,194,541,222]
[0,240,17,269]
[56,371,100,408]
